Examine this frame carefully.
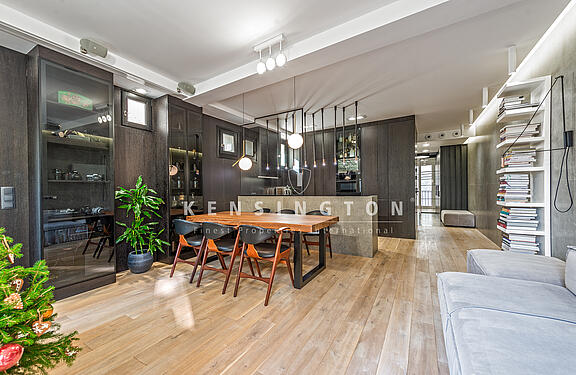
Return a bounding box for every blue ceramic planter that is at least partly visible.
[127,251,153,274]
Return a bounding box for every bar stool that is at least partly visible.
[234,225,294,306]
[192,222,240,294]
[303,210,333,258]
[170,219,204,278]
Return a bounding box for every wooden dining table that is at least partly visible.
[186,211,339,288]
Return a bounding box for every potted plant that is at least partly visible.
[115,176,169,273]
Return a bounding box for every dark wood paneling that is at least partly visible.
[361,124,379,196]
[440,144,468,211]
[0,46,30,266]
[31,45,113,82]
[113,90,169,271]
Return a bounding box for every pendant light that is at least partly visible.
[303,112,308,168]
[234,93,253,171]
[265,119,270,171]
[321,108,326,166]
[288,77,303,149]
[312,112,317,168]
[285,117,289,170]
[276,119,280,171]
[341,107,346,159]
[354,101,359,161]
[276,40,287,67]
[333,106,338,165]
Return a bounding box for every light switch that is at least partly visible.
[1,187,15,209]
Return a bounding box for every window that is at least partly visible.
[280,143,286,167]
[217,127,239,159]
[245,139,254,157]
[122,91,151,130]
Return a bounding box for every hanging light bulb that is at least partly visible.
[276,40,286,67]
[266,46,276,71]
[256,50,266,75]
[288,133,303,149]
[238,156,253,171]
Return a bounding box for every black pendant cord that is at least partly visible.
[265,119,270,170]
[277,119,280,171]
[354,101,359,161]
[303,112,307,168]
[285,117,289,170]
[342,107,346,159]
[321,108,326,166]
[333,106,338,165]
[312,113,317,168]
[553,75,573,213]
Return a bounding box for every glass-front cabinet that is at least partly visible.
[38,59,115,293]
[336,127,361,195]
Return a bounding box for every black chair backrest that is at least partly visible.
[306,209,329,216]
[254,208,272,213]
[239,225,276,245]
[202,222,235,240]
[173,219,201,236]
[278,209,295,214]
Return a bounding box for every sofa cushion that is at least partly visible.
[441,210,475,227]
[566,248,576,295]
[467,249,565,286]
[446,308,576,375]
[438,272,576,375]
[438,272,576,325]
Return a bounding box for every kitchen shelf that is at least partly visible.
[497,166,544,174]
[497,225,545,236]
[496,137,545,149]
[497,106,542,123]
[497,201,545,208]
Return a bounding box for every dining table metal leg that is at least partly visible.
[293,228,327,289]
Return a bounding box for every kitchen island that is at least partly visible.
[238,195,378,258]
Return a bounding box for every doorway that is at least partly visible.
[415,156,440,213]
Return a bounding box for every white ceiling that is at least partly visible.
[0,0,570,134]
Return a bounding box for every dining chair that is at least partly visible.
[192,222,240,294]
[233,225,294,306]
[303,210,333,258]
[253,208,272,213]
[170,219,204,278]
[277,209,295,247]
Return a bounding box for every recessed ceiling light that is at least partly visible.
[423,143,430,147]
[347,115,366,121]
[135,88,148,95]
[415,155,429,159]
[423,149,430,152]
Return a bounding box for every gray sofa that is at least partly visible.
[438,249,576,375]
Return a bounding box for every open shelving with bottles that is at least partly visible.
[495,76,551,256]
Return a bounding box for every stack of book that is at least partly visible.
[500,122,541,143]
[501,146,536,168]
[498,96,539,118]
[502,232,540,254]
[498,174,530,203]
[498,207,539,232]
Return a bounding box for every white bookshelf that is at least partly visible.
[496,76,551,256]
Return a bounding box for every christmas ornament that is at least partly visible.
[42,304,54,319]
[10,278,24,292]
[65,348,78,357]
[32,320,51,336]
[0,343,24,371]
[4,293,23,309]
[2,236,14,264]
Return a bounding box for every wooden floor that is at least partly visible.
[51,214,498,375]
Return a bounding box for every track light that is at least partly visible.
[276,40,286,67]
[256,50,266,75]
[106,114,112,122]
[266,46,276,71]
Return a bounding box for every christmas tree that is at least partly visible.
[0,227,80,374]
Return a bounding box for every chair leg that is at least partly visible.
[327,232,333,258]
[190,238,206,283]
[284,257,294,286]
[264,260,279,306]
[233,247,246,297]
[107,247,115,263]
[254,259,263,278]
[170,243,182,278]
[222,246,239,295]
[196,243,211,287]
[247,258,256,276]
[217,253,228,270]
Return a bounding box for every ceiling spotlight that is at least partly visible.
[135,88,148,95]
[423,143,430,147]
[97,116,103,124]
[106,114,112,122]
[266,46,276,71]
[276,40,286,67]
[256,50,266,75]
[423,149,430,152]
[238,157,253,171]
[101,115,107,123]
[347,115,366,121]
[288,133,303,149]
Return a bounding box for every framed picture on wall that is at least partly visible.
[121,91,152,131]
[217,127,239,159]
